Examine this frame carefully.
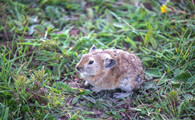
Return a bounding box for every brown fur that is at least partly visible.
[76,45,144,98]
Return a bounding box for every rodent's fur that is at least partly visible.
[76,45,144,98]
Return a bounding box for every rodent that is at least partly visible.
[76,45,144,98]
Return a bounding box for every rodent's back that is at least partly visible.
[103,49,144,89]
[104,49,143,75]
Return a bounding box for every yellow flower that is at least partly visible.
[175,48,178,53]
[80,89,83,92]
[160,5,167,14]
[158,108,162,112]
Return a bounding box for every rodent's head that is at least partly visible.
[76,45,117,77]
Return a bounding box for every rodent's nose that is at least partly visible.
[76,66,81,71]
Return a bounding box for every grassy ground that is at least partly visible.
[0,0,194,119]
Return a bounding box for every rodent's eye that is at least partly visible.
[88,60,94,65]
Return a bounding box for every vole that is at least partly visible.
[76,45,144,98]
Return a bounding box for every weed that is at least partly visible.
[0,0,194,119]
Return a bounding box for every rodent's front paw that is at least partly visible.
[91,87,101,93]
[113,92,133,98]
[84,81,89,87]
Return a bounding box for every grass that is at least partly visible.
[0,0,194,119]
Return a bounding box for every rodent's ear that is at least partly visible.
[89,44,96,53]
[104,58,116,69]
